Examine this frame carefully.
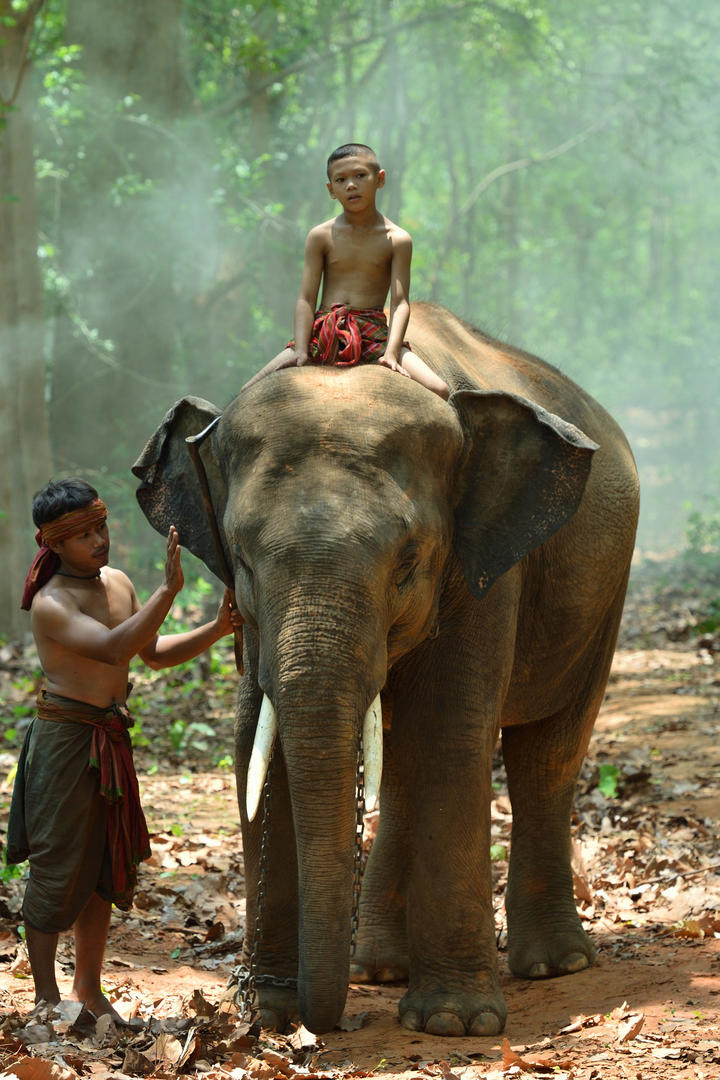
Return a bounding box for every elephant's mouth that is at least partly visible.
[245,693,384,821]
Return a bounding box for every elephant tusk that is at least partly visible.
[246,694,278,822]
[362,693,383,812]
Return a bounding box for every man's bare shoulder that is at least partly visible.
[32,566,133,615]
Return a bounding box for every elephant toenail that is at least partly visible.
[561,952,589,973]
[426,1011,466,1036]
[259,1007,284,1031]
[527,962,550,978]
[469,1011,503,1036]
[400,1009,422,1031]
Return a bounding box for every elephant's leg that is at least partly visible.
[351,735,411,984]
[236,692,299,1031]
[391,593,518,1037]
[398,713,506,1037]
[501,595,624,980]
[502,704,596,980]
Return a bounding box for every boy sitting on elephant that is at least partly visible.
[243,142,449,399]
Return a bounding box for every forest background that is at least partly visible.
[1,0,719,637]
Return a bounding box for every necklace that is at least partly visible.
[55,570,101,581]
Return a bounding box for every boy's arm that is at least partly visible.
[292,227,325,363]
[381,231,413,369]
[138,588,241,670]
[33,527,184,666]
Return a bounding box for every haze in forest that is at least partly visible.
[2,0,719,630]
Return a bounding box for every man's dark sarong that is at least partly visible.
[289,304,411,367]
[6,692,150,933]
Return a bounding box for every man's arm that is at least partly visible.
[32,527,184,666]
[380,230,413,371]
[292,227,325,363]
[138,588,241,670]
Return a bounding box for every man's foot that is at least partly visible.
[70,990,128,1025]
[28,997,60,1020]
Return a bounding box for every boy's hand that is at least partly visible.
[378,353,410,377]
[215,589,244,636]
[165,525,184,596]
[290,348,309,367]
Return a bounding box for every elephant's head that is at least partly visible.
[132,365,597,1031]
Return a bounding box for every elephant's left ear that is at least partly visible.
[450,389,599,599]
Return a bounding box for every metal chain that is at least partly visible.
[350,737,366,956]
[231,751,276,1019]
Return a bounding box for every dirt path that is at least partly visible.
[1,642,719,1078]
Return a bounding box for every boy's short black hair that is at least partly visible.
[32,477,99,528]
[327,143,380,177]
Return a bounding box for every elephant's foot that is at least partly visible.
[350,933,409,984]
[398,984,507,1037]
[507,918,596,980]
[255,983,298,1034]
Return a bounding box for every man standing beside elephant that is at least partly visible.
[6,476,242,1020]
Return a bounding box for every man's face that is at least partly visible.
[52,520,110,574]
[326,154,385,211]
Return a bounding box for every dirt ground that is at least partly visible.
[1,589,719,1079]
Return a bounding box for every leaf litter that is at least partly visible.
[1,585,719,1079]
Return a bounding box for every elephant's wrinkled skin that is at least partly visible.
[133,302,639,1038]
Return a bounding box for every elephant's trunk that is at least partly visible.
[251,586,387,1032]
[277,697,363,1033]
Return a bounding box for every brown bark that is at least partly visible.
[0,1,52,637]
[48,0,194,476]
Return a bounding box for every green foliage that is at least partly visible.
[2,0,716,573]
[1,851,27,885]
[597,763,620,799]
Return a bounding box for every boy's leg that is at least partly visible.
[71,891,124,1019]
[25,922,62,1006]
[241,347,299,391]
[400,349,450,399]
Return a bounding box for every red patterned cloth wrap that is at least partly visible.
[21,498,108,611]
[290,304,409,367]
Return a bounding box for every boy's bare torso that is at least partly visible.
[315,213,409,311]
[32,568,138,707]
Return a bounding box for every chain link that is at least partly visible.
[350,736,366,956]
[231,751,276,1019]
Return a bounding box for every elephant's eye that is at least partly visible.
[395,546,418,589]
[233,546,252,575]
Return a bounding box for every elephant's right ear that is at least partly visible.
[132,396,230,583]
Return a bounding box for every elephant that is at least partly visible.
[132,301,639,1038]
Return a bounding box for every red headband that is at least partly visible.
[21,499,108,611]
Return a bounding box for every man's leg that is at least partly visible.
[400,349,450,399]
[242,347,298,391]
[71,891,123,1019]
[25,922,61,1006]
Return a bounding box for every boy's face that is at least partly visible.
[326,154,386,212]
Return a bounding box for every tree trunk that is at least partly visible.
[0,1,52,638]
[50,0,191,475]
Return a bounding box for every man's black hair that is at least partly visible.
[32,478,99,528]
[326,143,380,177]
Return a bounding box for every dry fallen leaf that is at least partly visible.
[616,1012,644,1043]
[2,1058,79,1080]
[500,1038,557,1073]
